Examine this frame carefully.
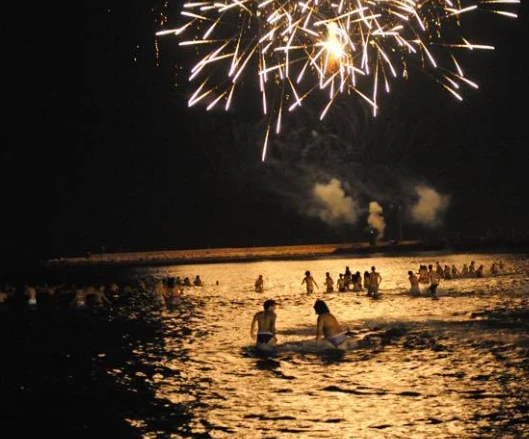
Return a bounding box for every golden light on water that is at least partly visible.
[157,0,519,158]
[127,253,529,438]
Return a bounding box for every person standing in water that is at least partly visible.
[25,284,38,307]
[254,275,264,293]
[408,271,421,296]
[324,272,334,293]
[94,284,112,307]
[302,270,319,294]
[337,274,346,292]
[344,266,352,290]
[418,265,429,284]
[427,264,441,299]
[70,285,87,307]
[367,266,382,297]
[154,279,167,306]
[363,271,371,293]
[313,299,348,349]
[351,271,362,292]
[250,299,277,347]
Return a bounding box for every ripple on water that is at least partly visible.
[3,252,529,438]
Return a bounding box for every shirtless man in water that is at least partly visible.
[250,299,277,347]
[302,270,319,294]
[254,275,264,293]
[313,299,348,348]
[367,266,382,297]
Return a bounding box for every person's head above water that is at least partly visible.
[313,299,329,315]
[264,299,276,311]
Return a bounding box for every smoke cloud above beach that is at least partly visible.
[260,152,453,238]
[368,201,386,238]
[308,179,450,234]
[313,178,360,225]
[409,185,450,227]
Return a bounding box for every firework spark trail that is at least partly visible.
[157,0,519,159]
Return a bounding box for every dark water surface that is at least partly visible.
[1,252,528,438]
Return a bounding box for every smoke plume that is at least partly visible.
[367,201,386,238]
[313,178,360,225]
[410,185,450,227]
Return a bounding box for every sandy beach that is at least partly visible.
[44,240,429,267]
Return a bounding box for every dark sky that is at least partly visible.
[3,1,528,263]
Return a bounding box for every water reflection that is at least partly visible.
[3,252,528,438]
[113,252,528,438]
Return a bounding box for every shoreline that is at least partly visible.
[42,239,529,269]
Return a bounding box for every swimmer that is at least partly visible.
[363,271,371,292]
[94,285,112,307]
[313,299,348,349]
[367,266,382,297]
[70,286,87,307]
[302,271,319,294]
[107,281,120,298]
[427,264,441,298]
[324,272,334,293]
[490,263,498,276]
[154,279,167,305]
[344,266,352,290]
[250,299,277,347]
[408,271,421,296]
[166,277,183,306]
[418,265,429,284]
[337,274,346,292]
[352,271,363,292]
[254,275,264,293]
[25,284,38,307]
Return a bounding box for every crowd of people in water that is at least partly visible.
[250,258,508,350]
[1,258,508,351]
[252,259,506,299]
[0,274,205,310]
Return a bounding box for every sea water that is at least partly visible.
[1,251,528,438]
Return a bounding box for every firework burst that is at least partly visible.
[157,0,519,159]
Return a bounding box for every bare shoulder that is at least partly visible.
[322,313,334,324]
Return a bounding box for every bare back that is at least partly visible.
[316,312,342,339]
[252,310,276,334]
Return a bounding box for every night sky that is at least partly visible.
[3,1,528,264]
